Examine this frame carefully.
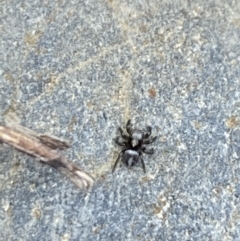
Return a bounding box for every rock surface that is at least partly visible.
[1,0,240,240]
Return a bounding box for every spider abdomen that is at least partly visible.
[122,150,139,167]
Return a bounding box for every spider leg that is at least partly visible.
[140,153,146,173]
[143,126,152,139]
[126,119,133,134]
[118,127,130,140]
[142,147,154,155]
[143,136,157,144]
[112,150,125,173]
[115,137,126,146]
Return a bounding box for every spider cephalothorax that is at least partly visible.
[112,120,157,173]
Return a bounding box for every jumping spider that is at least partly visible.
[112,120,157,173]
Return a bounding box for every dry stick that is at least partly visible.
[0,125,94,188]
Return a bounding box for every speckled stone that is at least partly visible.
[1,0,240,240]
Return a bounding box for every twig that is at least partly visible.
[0,124,94,189]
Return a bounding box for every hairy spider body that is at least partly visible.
[122,149,139,167]
[113,120,157,173]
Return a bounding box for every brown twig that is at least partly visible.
[0,124,94,189]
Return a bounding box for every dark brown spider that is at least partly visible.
[112,120,157,173]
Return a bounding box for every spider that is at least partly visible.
[112,120,157,173]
